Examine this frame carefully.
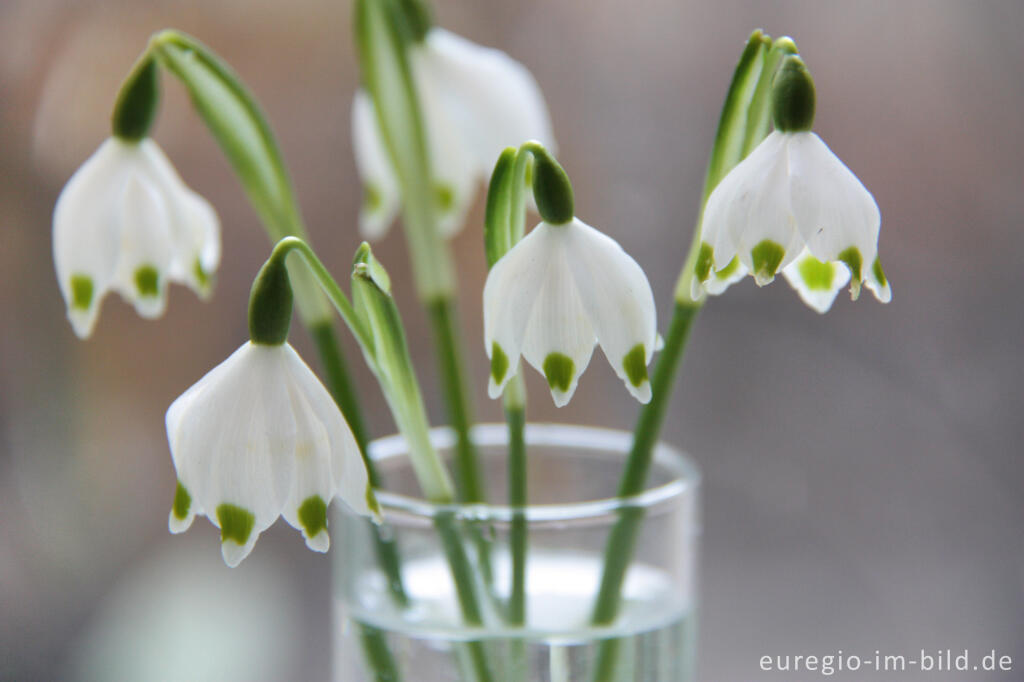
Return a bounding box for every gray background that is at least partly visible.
[2,0,1022,679]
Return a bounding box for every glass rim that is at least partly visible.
[367,423,700,525]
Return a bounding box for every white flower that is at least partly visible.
[353,28,555,239]
[53,137,221,338]
[696,129,891,312]
[484,218,657,407]
[166,341,377,567]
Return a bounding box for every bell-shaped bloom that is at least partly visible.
[696,130,891,312]
[53,137,221,338]
[484,218,657,407]
[166,341,377,567]
[353,28,555,240]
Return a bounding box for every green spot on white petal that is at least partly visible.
[622,344,648,388]
[490,342,509,385]
[696,242,713,281]
[543,353,575,393]
[193,257,210,289]
[872,257,887,287]
[70,275,94,310]
[714,256,740,280]
[797,256,835,291]
[297,495,327,539]
[363,183,382,212]
[134,265,159,297]
[435,183,454,213]
[172,481,191,520]
[838,246,863,299]
[751,240,785,284]
[217,504,255,546]
[366,484,381,518]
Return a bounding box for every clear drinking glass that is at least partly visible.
[333,424,700,682]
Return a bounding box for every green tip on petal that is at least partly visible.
[297,495,328,539]
[366,484,382,518]
[172,482,192,520]
[622,344,648,388]
[751,240,785,285]
[363,183,382,212]
[838,247,863,299]
[216,504,255,546]
[490,342,509,385]
[70,274,94,310]
[134,265,160,297]
[797,256,835,291]
[715,256,740,280]
[872,257,888,287]
[435,183,454,214]
[696,243,714,282]
[543,352,575,393]
[771,55,816,132]
[193,257,210,290]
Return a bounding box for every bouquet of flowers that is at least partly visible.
[53,1,889,679]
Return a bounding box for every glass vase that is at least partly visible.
[333,423,700,682]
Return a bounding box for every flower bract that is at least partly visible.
[484,218,657,406]
[53,137,221,338]
[696,130,891,312]
[353,28,555,239]
[166,342,377,567]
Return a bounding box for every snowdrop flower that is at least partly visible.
[484,151,656,406]
[53,137,220,337]
[353,27,555,239]
[166,258,376,567]
[696,55,890,312]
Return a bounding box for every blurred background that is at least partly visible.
[2,0,1023,679]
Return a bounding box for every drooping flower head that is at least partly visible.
[483,146,657,406]
[53,54,220,338]
[696,54,891,312]
[167,256,377,566]
[353,22,555,239]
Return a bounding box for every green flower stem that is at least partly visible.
[589,303,699,629]
[358,625,403,682]
[504,376,527,626]
[426,299,485,503]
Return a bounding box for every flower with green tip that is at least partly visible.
[353,28,554,240]
[166,341,378,567]
[484,218,657,407]
[695,55,890,312]
[53,137,220,338]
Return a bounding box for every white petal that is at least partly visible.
[864,256,892,303]
[221,534,259,568]
[700,131,791,274]
[515,224,596,407]
[781,248,852,314]
[787,132,880,269]
[352,91,401,240]
[52,138,128,338]
[703,257,748,296]
[482,224,550,397]
[409,57,477,236]
[167,343,296,551]
[420,28,556,173]
[563,219,657,402]
[167,508,195,534]
[169,189,221,297]
[111,176,173,319]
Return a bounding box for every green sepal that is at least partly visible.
[772,55,816,132]
[528,145,574,225]
[248,252,294,345]
[484,147,518,268]
[112,56,160,141]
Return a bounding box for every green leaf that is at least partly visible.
[484,147,518,268]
